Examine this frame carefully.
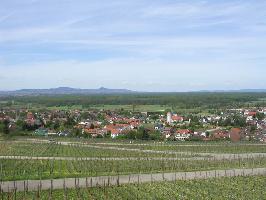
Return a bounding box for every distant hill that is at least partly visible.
[0,87,135,96]
[1,87,266,96]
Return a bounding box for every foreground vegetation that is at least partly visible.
[1,140,266,181]
[2,156,266,181]
[2,176,266,199]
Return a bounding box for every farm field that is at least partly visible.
[0,155,266,181]
[0,141,192,158]
[0,139,266,182]
[1,156,266,181]
[89,142,266,154]
[1,138,266,199]
[89,104,171,112]
[46,104,210,115]
[36,104,171,112]
[1,176,266,200]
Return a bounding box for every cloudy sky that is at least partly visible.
[0,0,266,91]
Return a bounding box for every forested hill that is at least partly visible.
[0,87,134,96]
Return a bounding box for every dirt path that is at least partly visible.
[93,142,266,147]
[1,168,265,192]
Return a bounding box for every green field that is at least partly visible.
[0,141,190,158]
[90,142,266,154]
[89,104,171,112]
[1,140,266,181]
[1,156,266,181]
[1,138,266,199]
[46,105,83,110]
[2,176,266,200]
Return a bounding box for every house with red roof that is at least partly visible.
[83,128,107,138]
[212,130,229,140]
[172,115,184,122]
[104,124,131,138]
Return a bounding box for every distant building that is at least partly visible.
[27,112,34,120]
[104,124,131,138]
[167,112,183,124]
[172,115,184,123]
[167,112,172,124]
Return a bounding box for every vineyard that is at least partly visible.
[0,141,191,158]
[88,141,266,154]
[0,139,266,199]
[1,176,266,199]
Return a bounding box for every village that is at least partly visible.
[1,106,266,142]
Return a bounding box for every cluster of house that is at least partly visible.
[75,116,141,138]
[160,127,253,142]
[1,107,266,142]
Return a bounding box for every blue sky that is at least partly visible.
[0,0,266,91]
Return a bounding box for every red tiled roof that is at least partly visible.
[248,112,257,116]
[176,129,190,134]
[110,129,120,134]
[231,128,241,133]
[84,129,97,134]
[105,124,130,130]
[172,116,183,121]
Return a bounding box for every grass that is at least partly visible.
[2,176,266,199]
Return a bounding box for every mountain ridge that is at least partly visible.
[0,87,135,96]
[1,87,266,96]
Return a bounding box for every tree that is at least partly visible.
[149,131,161,140]
[65,116,75,128]
[15,120,24,130]
[54,120,60,131]
[3,119,10,134]
[256,112,265,120]
[74,128,82,137]
[126,130,137,140]
[136,127,149,140]
[89,123,95,129]
[250,125,257,133]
